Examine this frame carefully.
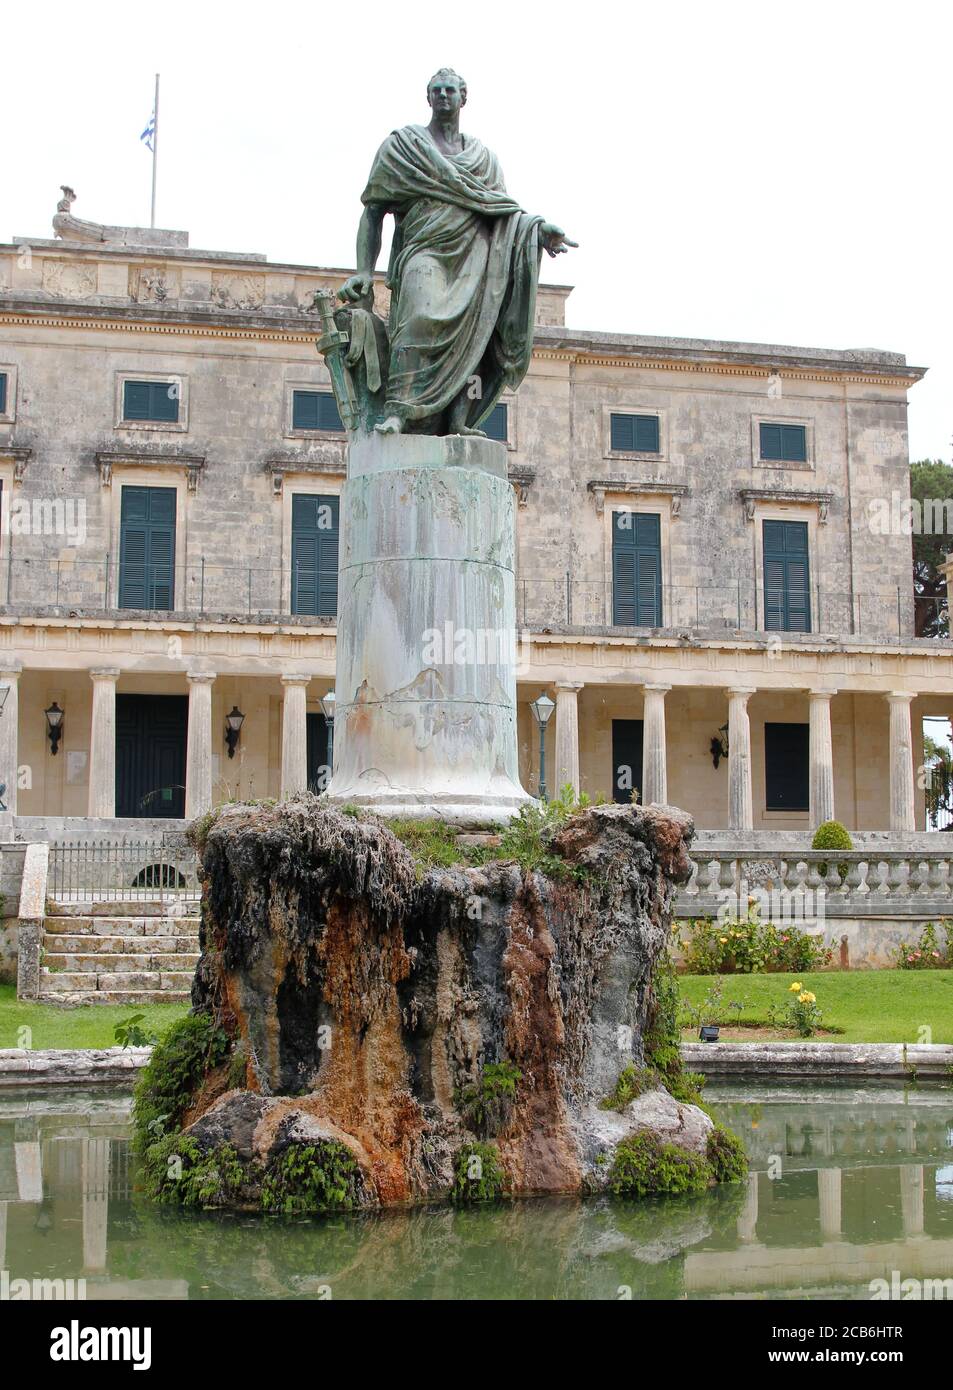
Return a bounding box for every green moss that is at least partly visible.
[643,952,704,1105]
[132,1012,232,1154]
[140,1134,248,1208]
[451,1142,506,1203]
[600,1063,660,1111]
[387,818,473,872]
[706,1122,749,1184]
[455,1060,522,1135]
[609,1131,711,1197]
[260,1141,363,1214]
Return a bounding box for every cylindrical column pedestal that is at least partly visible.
[327,433,532,822]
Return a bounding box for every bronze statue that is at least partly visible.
[330,68,576,437]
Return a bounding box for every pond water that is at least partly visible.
[2,1082,952,1300]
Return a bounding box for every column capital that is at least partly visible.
[0,661,23,679]
[806,688,838,700]
[554,680,584,692]
[725,686,757,699]
[886,690,916,704]
[281,673,313,687]
[643,682,671,695]
[89,667,121,682]
[186,670,216,685]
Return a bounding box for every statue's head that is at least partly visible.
[427,67,466,115]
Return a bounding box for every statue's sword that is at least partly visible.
[313,289,359,431]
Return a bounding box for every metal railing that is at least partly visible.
[0,555,947,643]
[48,839,201,905]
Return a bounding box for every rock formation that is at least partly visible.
[135,796,743,1210]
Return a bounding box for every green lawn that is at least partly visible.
[0,984,187,1050]
[678,970,953,1044]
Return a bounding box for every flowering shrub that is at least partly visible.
[767,982,824,1037]
[680,901,833,975]
[896,921,951,970]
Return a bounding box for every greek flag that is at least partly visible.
[140,111,155,152]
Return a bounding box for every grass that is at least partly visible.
[678,970,953,1044]
[0,984,188,1050]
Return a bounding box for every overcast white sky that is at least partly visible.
[4,0,950,461]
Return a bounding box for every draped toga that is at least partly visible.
[360,124,545,430]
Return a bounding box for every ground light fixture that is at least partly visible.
[224,706,245,758]
[320,688,336,769]
[530,691,555,801]
[45,701,64,755]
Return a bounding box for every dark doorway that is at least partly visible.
[612,719,644,804]
[116,694,187,818]
[764,722,810,811]
[306,712,330,793]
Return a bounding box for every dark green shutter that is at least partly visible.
[483,403,508,441]
[765,722,809,811]
[306,712,330,792]
[292,390,342,431]
[118,486,176,610]
[291,494,339,616]
[612,511,662,625]
[610,413,660,453]
[123,380,179,423]
[612,720,644,804]
[760,422,807,462]
[0,374,7,415]
[763,519,810,632]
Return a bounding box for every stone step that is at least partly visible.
[42,916,200,938]
[39,969,195,994]
[48,900,199,919]
[38,991,192,1006]
[43,933,200,955]
[43,952,200,973]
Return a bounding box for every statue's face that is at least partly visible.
[427,77,465,116]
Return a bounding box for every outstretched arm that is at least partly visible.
[540,222,578,258]
[339,204,387,302]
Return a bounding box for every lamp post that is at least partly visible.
[529,692,555,802]
[320,689,336,775]
[224,705,245,759]
[44,702,64,756]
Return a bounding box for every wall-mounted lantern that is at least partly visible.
[45,702,64,756]
[529,692,556,801]
[320,689,336,768]
[0,687,9,717]
[710,722,729,770]
[224,706,245,758]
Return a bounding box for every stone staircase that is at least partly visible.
[38,901,200,1005]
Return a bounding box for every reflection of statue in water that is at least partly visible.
[322,68,575,438]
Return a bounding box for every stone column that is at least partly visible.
[737,1171,759,1243]
[553,681,584,796]
[642,683,670,805]
[280,675,310,798]
[817,1167,842,1240]
[726,687,755,831]
[185,672,215,819]
[0,663,21,817]
[899,1164,924,1236]
[886,692,916,831]
[88,668,120,818]
[82,1137,110,1273]
[808,689,836,828]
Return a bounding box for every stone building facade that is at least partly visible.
[0,218,942,838]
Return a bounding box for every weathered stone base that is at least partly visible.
[167,794,712,1207]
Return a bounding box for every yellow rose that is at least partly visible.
[798,992,812,1004]
[719,936,729,944]
[790,982,802,992]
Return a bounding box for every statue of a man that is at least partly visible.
[339,68,575,437]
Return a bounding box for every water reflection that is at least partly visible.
[1,1083,952,1300]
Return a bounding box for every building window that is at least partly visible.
[291,493,339,617]
[118,485,177,610]
[612,511,662,626]
[292,390,343,432]
[483,402,508,442]
[0,373,7,415]
[760,422,807,463]
[763,518,811,632]
[610,413,660,454]
[765,722,809,811]
[612,720,643,804]
[122,379,180,424]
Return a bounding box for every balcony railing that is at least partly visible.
[0,556,945,641]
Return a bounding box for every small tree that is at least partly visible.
[910,459,953,636]
[923,731,953,828]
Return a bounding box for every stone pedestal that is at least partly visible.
[327,433,533,823]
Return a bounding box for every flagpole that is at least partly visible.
[150,73,160,228]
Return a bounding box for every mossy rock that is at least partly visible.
[451,1142,506,1203]
[706,1121,749,1184]
[132,1012,232,1154]
[609,1131,711,1198]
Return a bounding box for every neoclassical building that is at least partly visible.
[0,208,943,839]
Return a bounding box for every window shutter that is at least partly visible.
[763,519,810,632]
[0,374,7,414]
[612,511,662,626]
[119,486,176,610]
[483,403,508,442]
[291,494,339,617]
[293,391,342,431]
[612,719,644,804]
[123,380,178,423]
[760,422,807,462]
[610,413,660,453]
[765,722,810,810]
